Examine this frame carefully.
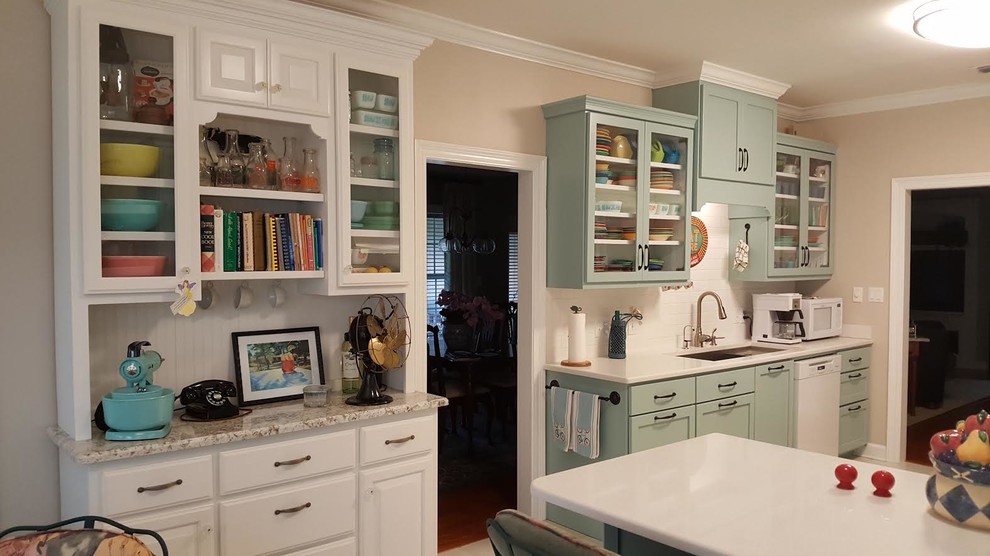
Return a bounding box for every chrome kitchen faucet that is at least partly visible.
[691,291,727,348]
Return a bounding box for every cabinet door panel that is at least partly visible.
[699,88,741,181]
[696,393,755,440]
[124,504,215,556]
[630,408,695,452]
[197,29,267,106]
[269,42,330,115]
[839,399,870,455]
[754,363,793,447]
[359,456,434,556]
[738,98,776,185]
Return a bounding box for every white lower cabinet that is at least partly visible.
[286,539,357,556]
[359,456,435,556]
[125,504,216,556]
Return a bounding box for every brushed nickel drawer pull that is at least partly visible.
[717,381,737,389]
[654,413,677,421]
[137,479,182,493]
[718,400,738,409]
[274,455,312,467]
[654,393,676,400]
[274,502,311,515]
[847,372,863,379]
[385,434,416,445]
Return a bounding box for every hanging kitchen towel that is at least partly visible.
[550,386,575,452]
[572,390,601,459]
[733,239,750,272]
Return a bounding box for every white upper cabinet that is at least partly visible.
[197,29,330,116]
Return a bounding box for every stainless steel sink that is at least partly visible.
[677,345,787,361]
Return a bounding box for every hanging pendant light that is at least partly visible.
[913,0,990,48]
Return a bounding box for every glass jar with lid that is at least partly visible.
[373,138,395,180]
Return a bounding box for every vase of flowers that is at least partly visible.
[437,290,505,353]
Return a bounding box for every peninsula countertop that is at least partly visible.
[533,434,984,556]
[545,336,871,384]
[49,391,447,465]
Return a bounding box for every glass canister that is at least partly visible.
[262,138,278,189]
[98,26,133,121]
[373,138,395,180]
[222,129,245,185]
[199,158,214,187]
[300,148,320,193]
[245,143,269,189]
[279,136,301,191]
[215,154,233,187]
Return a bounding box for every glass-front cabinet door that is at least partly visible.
[334,54,411,290]
[771,143,834,277]
[81,9,194,293]
[644,122,691,282]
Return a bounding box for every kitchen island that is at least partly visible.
[533,434,985,556]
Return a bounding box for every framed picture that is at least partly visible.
[232,327,325,406]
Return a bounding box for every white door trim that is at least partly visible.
[887,172,990,461]
[413,141,548,515]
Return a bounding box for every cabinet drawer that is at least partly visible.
[219,430,356,495]
[841,347,871,373]
[285,538,356,556]
[696,367,755,403]
[629,407,695,453]
[101,455,213,516]
[755,360,793,376]
[839,399,870,455]
[360,416,435,466]
[840,368,870,407]
[629,377,695,415]
[220,476,355,556]
[696,393,756,440]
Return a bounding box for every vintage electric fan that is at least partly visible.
[346,295,410,406]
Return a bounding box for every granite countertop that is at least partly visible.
[533,434,983,556]
[545,336,872,384]
[49,391,447,465]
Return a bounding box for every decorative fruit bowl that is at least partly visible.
[926,410,990,529]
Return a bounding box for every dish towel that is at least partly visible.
[733,239,750,272]
[571,390,601,459]
[550,386,575,452]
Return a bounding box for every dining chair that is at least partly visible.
[0,515,168,556]
[483,302,518,440]
[487,509,618,556]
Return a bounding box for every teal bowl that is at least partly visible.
[102,388,174,432]
[101,199,162,231]
[369,200,398,216]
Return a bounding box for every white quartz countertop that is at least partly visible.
[545,336,871,384]
[49,392,447,465]
[533,434,986,556]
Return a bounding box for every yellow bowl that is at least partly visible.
[100,143,160,177]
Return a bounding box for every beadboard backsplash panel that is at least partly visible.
[88,287,402,410]
[546,203,798,362]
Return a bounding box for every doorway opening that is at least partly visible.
[903,187,990,465]
[887,172,990,462]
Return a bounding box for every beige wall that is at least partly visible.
[795,97,990,445]
[0,0,60,528]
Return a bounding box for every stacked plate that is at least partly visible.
[614,170,636,186]
[595,162,611,184]
[594,222,607,239]
[649,226,674,241]
[596,128,612,156]
[651,169,674,189]
[607,259,635,272]
[647,257,665,271]
[621,226,637,241]
[594,255,606,272]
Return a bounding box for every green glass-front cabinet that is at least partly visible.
[542,96,696,288]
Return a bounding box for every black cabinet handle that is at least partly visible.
[847,372,863,379]
[640,244,647,271]
[847,405,862,412]
[718,400,738,409]
[654,393,676,400]
[717,381,737,389]
[768,365,785,371]
[849,357,862,363]
[274,502,311,516]
[743,148,749,172]
[654,413,677,421]
[137,479,182,493]
[274,455,312,467]
[737,148,743,171]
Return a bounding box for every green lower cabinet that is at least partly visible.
[630,407,695,453]
[839,398,870,455]
[754,361,794,447]
[696,393,756,439]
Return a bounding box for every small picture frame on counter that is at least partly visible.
[232,326,325,406]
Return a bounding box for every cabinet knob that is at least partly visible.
[255,81,268,91]
[181,266,190,275]
[271,83,283,93]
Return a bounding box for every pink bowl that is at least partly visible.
[102,256,168,277]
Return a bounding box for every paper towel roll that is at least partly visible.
[567,312,587,363]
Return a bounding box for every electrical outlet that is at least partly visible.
[868,287,884,303]
[733,309,746,324]
[852,287,863,303]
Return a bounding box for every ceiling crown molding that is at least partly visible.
[699,61,791,99]
[297,0,657,87]
[780,81,990,121]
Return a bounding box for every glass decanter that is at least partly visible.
[300,148,320,193]
[245,143,268,189]
[222,129,245,185]
[215,154,233,187]
[279,136,301,191]
[262,138,278,189]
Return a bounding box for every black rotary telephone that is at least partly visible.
[179,380,239,420]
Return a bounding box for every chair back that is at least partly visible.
[426,324,446,397]
[0,515,168,556]
[505,301,518,359]
[486,509,618,556]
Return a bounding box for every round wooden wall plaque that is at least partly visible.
[690,216,708,268]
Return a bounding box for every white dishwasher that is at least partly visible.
[794,354,841,456]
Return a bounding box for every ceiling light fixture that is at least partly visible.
[913,0,990,48]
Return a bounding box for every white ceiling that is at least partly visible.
[308,0,990,109]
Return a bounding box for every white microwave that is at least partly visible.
[798,297,843,341]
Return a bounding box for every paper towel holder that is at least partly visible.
[561,305,592,367]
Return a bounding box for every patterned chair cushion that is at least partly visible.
[0,529,154,556]
[487,509,618,556]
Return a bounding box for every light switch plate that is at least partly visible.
[868,287,884,303]
[852,287,863,303]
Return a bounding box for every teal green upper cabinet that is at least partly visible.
[542,96,696,289]
[653,81,777,209]
[729,134,836,281]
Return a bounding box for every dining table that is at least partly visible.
[532,433,988,556]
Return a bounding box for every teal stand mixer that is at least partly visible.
[95,341,175,441]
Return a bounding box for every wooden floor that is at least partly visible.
[905,395,990,465]
[438,475,515,552]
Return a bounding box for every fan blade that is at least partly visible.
[384,349,402,369]
[369,338,387,366]
[386,329,408,350]
[367,315,383,337]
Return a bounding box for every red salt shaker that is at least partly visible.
[871,470,895,497]
[834,464,857,490]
